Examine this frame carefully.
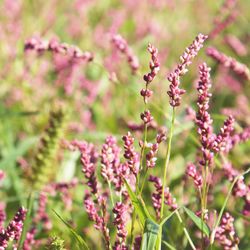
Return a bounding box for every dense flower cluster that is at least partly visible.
[84,194,111,250]
[140,43,160,103]
[145,131,166,168]
[167,33,208,107]
[24,36,93,62]
[206,47,250,80]
[149,175,177,220]
[215,212,239,250]
[122,132,139,176]
[0,207,27,249]
[186,163,202,189]
[111,34,139,74]
[113,202,128,250]
[101,136,120,183]
[196,63,215,167]
[213,115,235,153]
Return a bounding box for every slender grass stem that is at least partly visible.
[210,167,250,245]
[175,210,196,250]
[160,107,175,219]
[107,181,114,207]
[17,192,35,250]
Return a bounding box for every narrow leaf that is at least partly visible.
[124,179,153,225]
[141,219,160,250]
[53,210,89,250]
[183,207,210,237]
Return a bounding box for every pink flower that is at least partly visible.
[206,47,250,80]
[167,33,208,107]
[0,207,27,249]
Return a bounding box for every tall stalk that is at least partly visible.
[160,107,175,219]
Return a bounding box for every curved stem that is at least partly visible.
[160,108,175,219]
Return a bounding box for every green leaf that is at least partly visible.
[183,207,210,237]
[162,241,176,250]
[124,179,153,226]
[53,210,90,250]
[141,219,160,250]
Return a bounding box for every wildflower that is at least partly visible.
[122,132,139,176]
[141,43,160,103]
[167,33,208,107]
[101,136,121,184]
[215,212,239,250]
[145,131,166,169]
[224,35,247,56]
[113,202,128,250]
[186,163,202,189]
[23,228,36,250]
[24,36,93,62]
[0,203,6,231]
[213,115,234,153]
[84,193,110,250]
[111,34,139,74]
[196,63,215,168]
[0,207,27,249]
[149,175,177,220]
[34,192,52,230]
[206,47,250,80]
[140,110,153,124]
[77,141,99,195]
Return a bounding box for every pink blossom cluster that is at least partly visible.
[145,131,166,169]
[149,175,177,220]
[224,35,247,56]
[0,207,27,249]
[206,47,250,80]
[196,63,215,167]
[213,115,235,153]
[167,33,208,107]
[140,43,160,103]
[0,204,6,232]
[101,136,130,193]
[140,110,154,124]
[215,212,239,250]
[111,34,139,74]
[84,193,111,249]
[113,202,128,250]
[24,36,93,62]
[75,141,99,195]
[122,132,140,176]
[186,163,202,189]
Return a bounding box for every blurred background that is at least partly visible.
[0,0,249,249]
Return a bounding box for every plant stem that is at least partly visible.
[210,167,250,245]
[108,181,114,207]
[160,107,175,219]
[175,210,196,250]
[17,192,34,250]
[129,211,136,250]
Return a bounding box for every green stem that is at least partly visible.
[129,211,136,250]
[160,108,175,219]
[108,181,114,207]
[139,167,149,195]
[175,210,196,250]
[17,192,35,250]
[210,167,250,245]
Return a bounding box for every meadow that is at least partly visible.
[0,0,249,249]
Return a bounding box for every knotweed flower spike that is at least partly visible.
[0,207,27,249]
[141,43,160,104]
[206,47,250,80]
[167,33,208,107]
[111,34,139,74]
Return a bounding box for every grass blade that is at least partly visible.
[124,179,153,225]
[53,210,90,250]
[141,219,160,250]
[183,207,210,237]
